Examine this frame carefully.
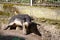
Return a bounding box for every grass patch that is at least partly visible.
[33,5,60,10]
[34,17,60,29]
[0,11,10,16]
[1,19,7,24]
[35,17,60,25]
[3,4,14,9]
[56,26,60,29]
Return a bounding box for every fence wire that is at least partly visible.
[0,0,60,6]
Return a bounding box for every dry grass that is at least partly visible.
[34,17,60,29]
[0,11,10,16]
[3,4,14,9]
[0,4,60,29]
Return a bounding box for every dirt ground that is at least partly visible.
[0,30,42,40]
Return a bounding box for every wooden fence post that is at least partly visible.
[30,0,32,6]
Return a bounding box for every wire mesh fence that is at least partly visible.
[0,0,60,6]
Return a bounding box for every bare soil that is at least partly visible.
[0,30,42,40]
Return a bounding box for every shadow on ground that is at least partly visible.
[27,22,42,36]
[0,35,25,40]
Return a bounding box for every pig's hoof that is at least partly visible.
[16,27,20,30]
